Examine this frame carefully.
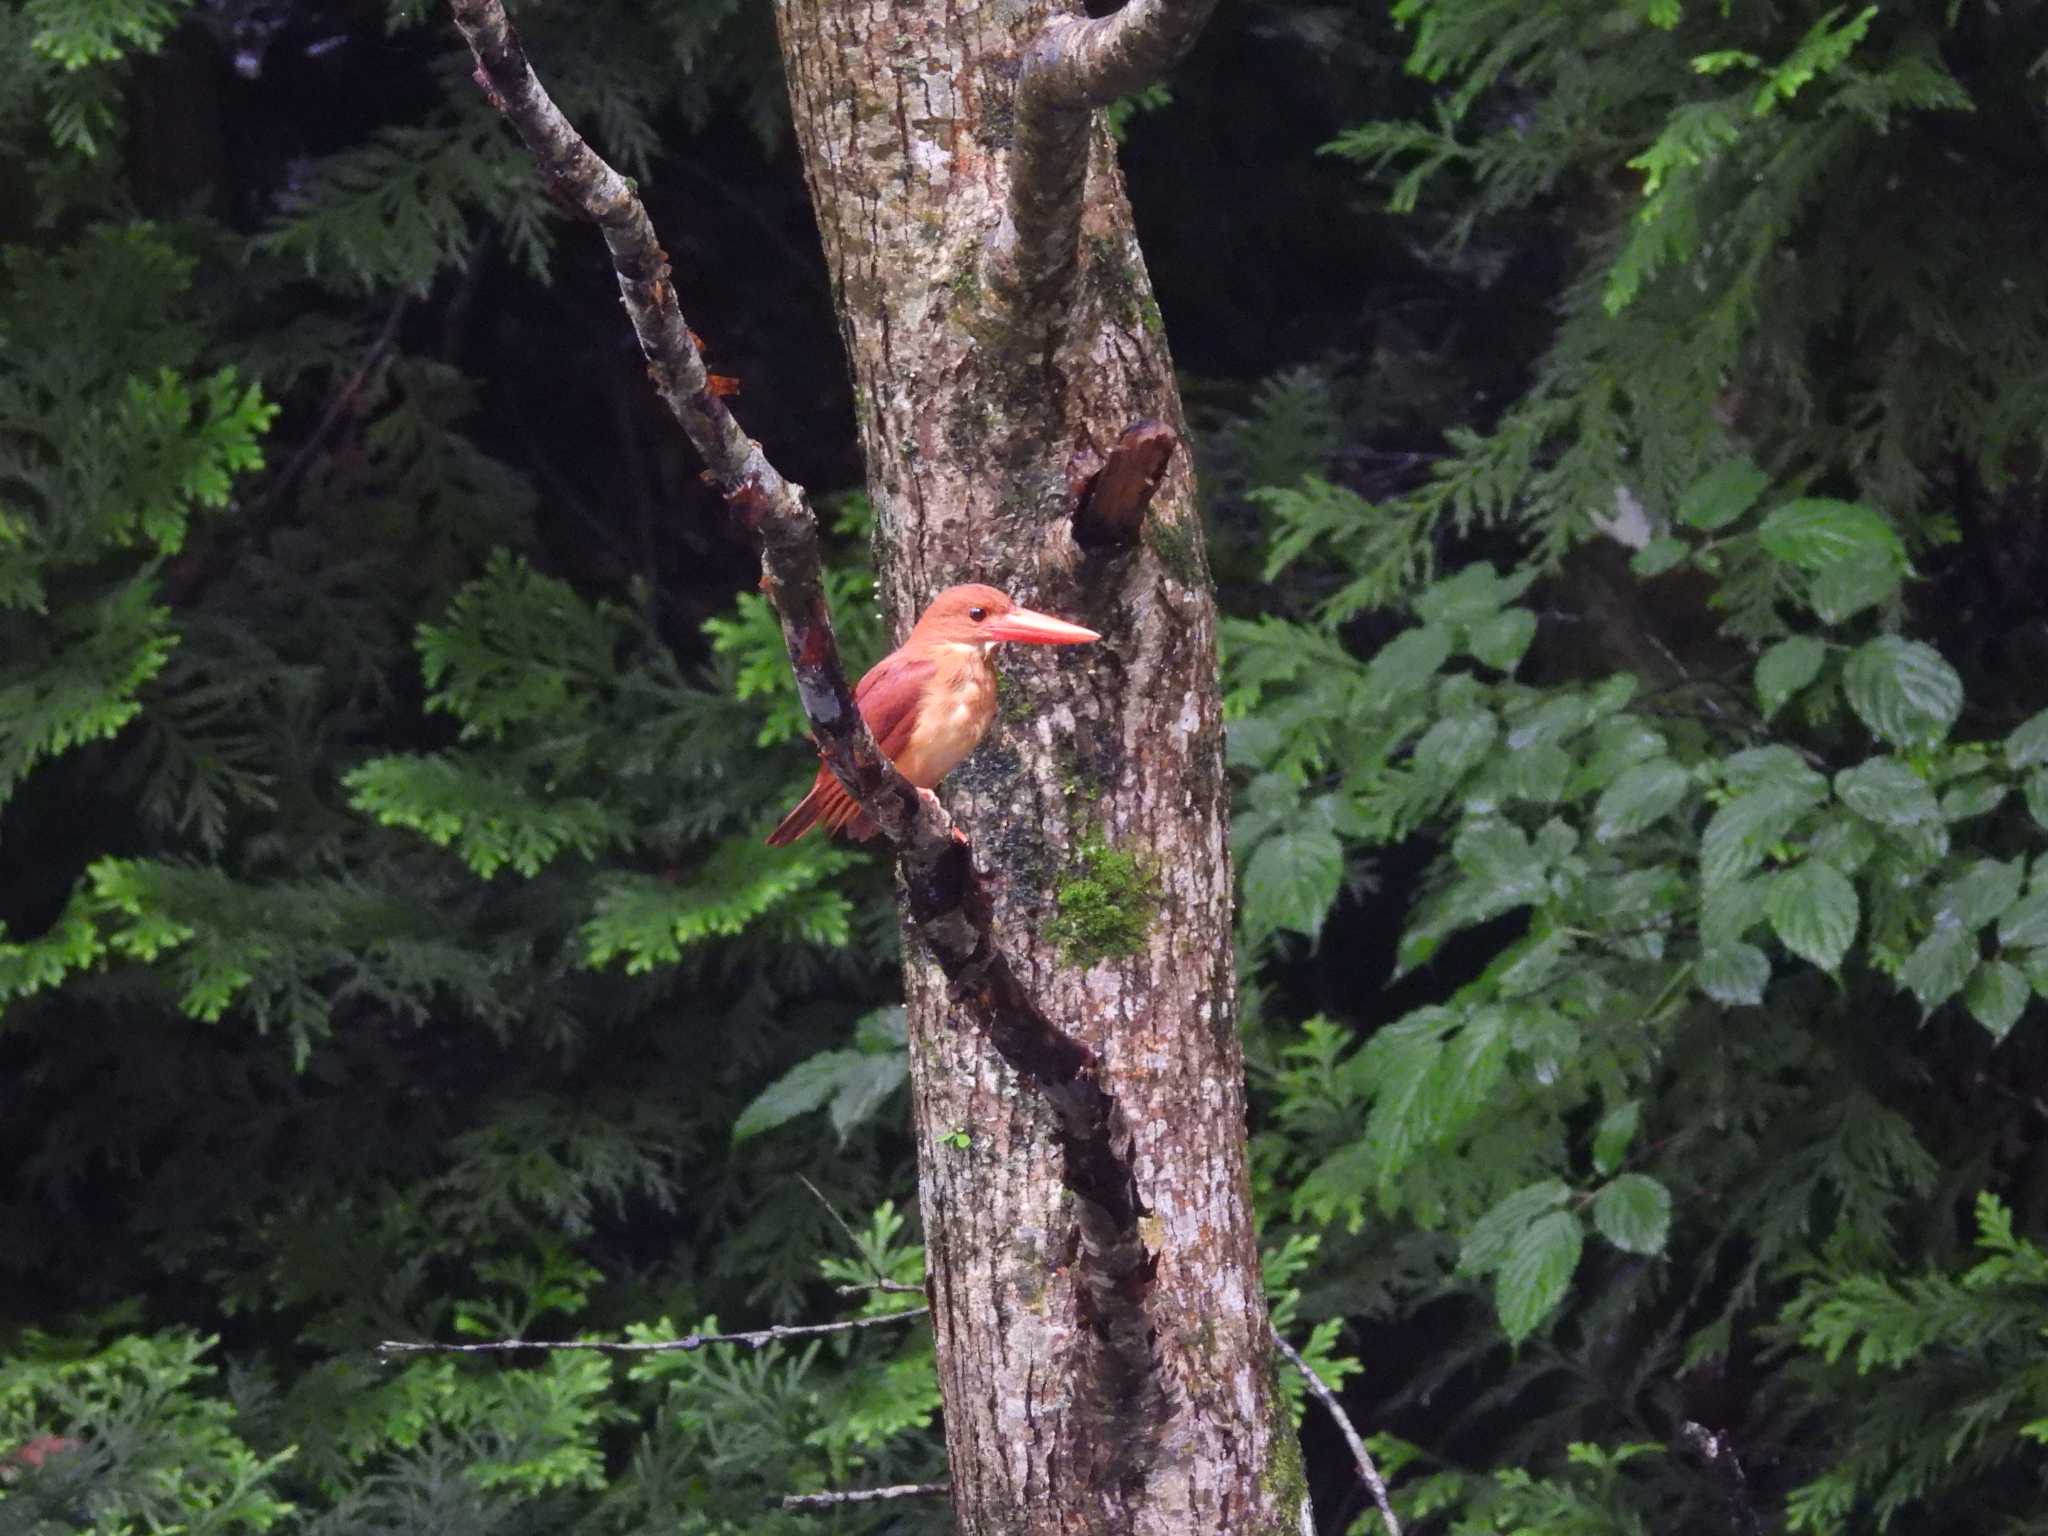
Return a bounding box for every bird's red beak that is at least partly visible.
[982,607,1100,646]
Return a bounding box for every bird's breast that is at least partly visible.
[897,648,997,787]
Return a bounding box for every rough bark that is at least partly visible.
[774,4,1299,1532]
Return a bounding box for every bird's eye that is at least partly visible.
[968,606,988,622]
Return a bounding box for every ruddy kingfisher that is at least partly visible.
[765,583,1100,845]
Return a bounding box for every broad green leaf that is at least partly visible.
[2008,708,2048,772]
[1365,624,1453,701]
[1678,459,1768,530]
[1808,814,1879,874]
[1999,890,2048,951]
[1756,636,1826,716]
[1935,859,2025,930]
[1941,779,2008,822]
[1833,758,1940,829]
[1700,878,1770,947]
[1964,960,2030,1041]
[1722,746,1827,798]
[1459,1178,1571,1275]
[1497,930,1570,998]
[1757,499,1904,571]
[1594,758,1693,843]
[2027,770,2048,834]
[1412,564,1537,626]
[1414,711,1498,780]
[1505,742,1571,804]
[1496,1210,1584,1343]
[1900,928,1975,1012]
[1592,1100,1640,1176]
[1696,941,1770,1005]
[1700,786,1812,888]
[2022,950,2048,1001]
[828,1052,910,1141]
[1592,1174,1671,1255]
[1766,861,1858,972]
[1469,608,1538,672]
[1243,827,1344,942]
[733,1051,864,1142]
[1630,537,1689,577]
[1451,821,1548,908]
[1842,637,1963,748]
[1810,554,1902,623]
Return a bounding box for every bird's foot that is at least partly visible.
[915,787,971,846]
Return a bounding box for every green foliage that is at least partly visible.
[1318,0,2042,601]
[733,1006,907,1145]
[1243,9,2048,1510]
[1779,1194,2048,1532]
[0,1321,294,1533]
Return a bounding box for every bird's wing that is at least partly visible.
[855,653,937,761]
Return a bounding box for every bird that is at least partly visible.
[765,583,1100,846]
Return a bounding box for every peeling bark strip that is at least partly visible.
[1072,421,1180,549]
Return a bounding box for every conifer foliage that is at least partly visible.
[1227,1,2048,1530]
[4,0,2048,1529]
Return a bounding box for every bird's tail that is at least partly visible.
[765,782,826,846]
[765,774,880,846]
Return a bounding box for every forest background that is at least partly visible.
[4,0,2048,1531]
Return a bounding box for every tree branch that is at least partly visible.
[997,0,1219,321]
[779,1482,950,1512]
[1269,1326,1402,1536]
[377,1308,928,1358]
[450,0,1165,1459]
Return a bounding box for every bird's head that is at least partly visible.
[909,584,1100,651]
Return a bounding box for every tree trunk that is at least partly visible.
[773,4,1303,1531]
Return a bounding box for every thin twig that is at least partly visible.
[779,1481,950,1512]
[378,1307,927,1358]
[251,295,408,520]
[1270,1325,1401,1536]
[798,1175,931,1296]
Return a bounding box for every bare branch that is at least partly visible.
[448,0,1164,1452]
[779,1482,950,1513]
[1269,1326,1402,1536]
[998,0,1220,319]
[447,0,943,862]
[378,1308,928,1359]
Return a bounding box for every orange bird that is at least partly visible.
[766,583,1099,845]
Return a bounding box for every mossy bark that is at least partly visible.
[774,2,1297,1531]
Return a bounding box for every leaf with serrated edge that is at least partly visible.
[1900,928,1974,1012]
[1679,459,1768,530]
[1243,828,1344,942]
[1594,758,1692,843]
[1766,860,1858,972]
[1999,890,2048,951]
[1459,1179,1571,1275]
[1758,499,1904,570]
[1842,637,1963,748]
[1964,960,2030,1041]
[1756,636,1825,715]
[1833,758,1940,828]
[1697,942,1770,1005]
[1592,1174,1672,1255]
[2007,709,2048,772]
[1592,1101,1640,1176]
[1496,1210,1584,1343]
